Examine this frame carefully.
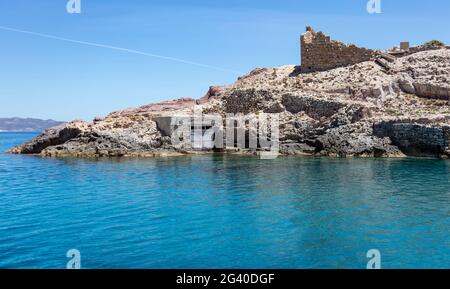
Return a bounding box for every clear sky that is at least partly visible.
[0,0,449,121]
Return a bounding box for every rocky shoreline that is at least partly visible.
[7,48,450,159]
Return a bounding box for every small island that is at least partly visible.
[8,27,450,158]
[0,117,63,132]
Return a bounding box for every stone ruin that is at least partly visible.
[300,26,447,73]
[300,26,377,73]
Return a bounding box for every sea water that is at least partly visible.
[0,132,449,268]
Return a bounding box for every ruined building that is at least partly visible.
[300,26,377,73]
[300,26,447,73]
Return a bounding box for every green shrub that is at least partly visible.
[425,40,446,47]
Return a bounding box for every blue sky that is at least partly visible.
[0,0,449,121]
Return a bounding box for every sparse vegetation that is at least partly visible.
[425,40,446,47]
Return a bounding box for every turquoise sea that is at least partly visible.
[0,132,449,268]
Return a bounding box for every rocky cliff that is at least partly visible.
[7,48,450,158]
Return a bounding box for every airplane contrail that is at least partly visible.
[0,25,243,75]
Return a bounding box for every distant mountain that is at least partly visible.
[0,118,64,132]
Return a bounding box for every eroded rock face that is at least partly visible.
[41,115,166,157]
[314,122,405,157]
[108,98,196,117]
[395,50,450,100]
[223,89,275,114]
[281,94,345,119]
[374,121,450,156]
[8,48,450,158]
[7,121,88,154]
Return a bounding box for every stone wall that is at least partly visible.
[300,27,377,73]
[373,121,450,156]
[281,94,345,119]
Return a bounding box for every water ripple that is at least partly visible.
[0,133,449,268]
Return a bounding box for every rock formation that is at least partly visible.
[7,29,450,158]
